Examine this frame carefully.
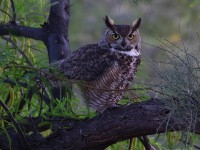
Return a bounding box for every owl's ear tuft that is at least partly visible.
[132,18,141,31]
[104,15,115,31]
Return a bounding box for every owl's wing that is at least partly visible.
[53,44,115,81]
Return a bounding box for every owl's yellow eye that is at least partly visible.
[127,34,134,40]
[112,34,120,40]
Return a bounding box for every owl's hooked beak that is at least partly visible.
[121,38,127,48]
[120,38,134,52]
[121,41,139,52]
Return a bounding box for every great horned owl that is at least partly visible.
[51,16,141,113]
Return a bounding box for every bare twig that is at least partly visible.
[10,0,16,23]
[138,136,155,150]
[0,8,14,21]
[128,138,133,150]
[180,138,200,149]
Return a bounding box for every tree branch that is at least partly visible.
[1,98,200,149]
[45,0,71,100]
[45,0,70,63]
[30,98,199,150]
[2,37,33,66]
[10,0,16,23]
[0,24,45,40]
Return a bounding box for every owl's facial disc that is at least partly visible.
[102,16,141,56]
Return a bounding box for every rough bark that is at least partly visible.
[1,98,199,150]
[45,0,70,63]
[44,0,71,99]
[0,24,45,40]
[31,98,199,150]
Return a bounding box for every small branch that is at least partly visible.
[3,77,28,88]
[128,138,133,150]
[0,24,45,41]
[2,37,33,66]
[0,9,14,21]
[10,0,16,23]
[138,136,153,150]
[180,138,200,149]
[0,99,28,148]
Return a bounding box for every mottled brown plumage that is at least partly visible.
[50,16,142,113]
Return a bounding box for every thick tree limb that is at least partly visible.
[1,98,200,149]
[45,0,71,99]
[0,24,45,40]
[29,98,199,150]
[45,0,70,63]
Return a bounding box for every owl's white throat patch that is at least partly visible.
[111,48,140,57]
